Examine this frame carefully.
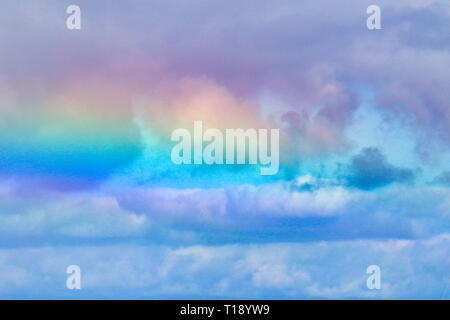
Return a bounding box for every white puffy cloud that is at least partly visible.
[0,234,448,298]
[0,177,448,244]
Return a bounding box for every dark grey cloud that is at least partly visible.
[345,147,416,190]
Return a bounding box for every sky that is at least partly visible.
[0,0,449,299]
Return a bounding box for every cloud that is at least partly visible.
[0,190,148,242]
[430,171,450,187]
[1,176,448,246]
[0,235,448,299]
[344,147,416,190]
[114,180,449,242]
[0,0,448,299]
[113,182,362,223]
[1,0,448,162]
